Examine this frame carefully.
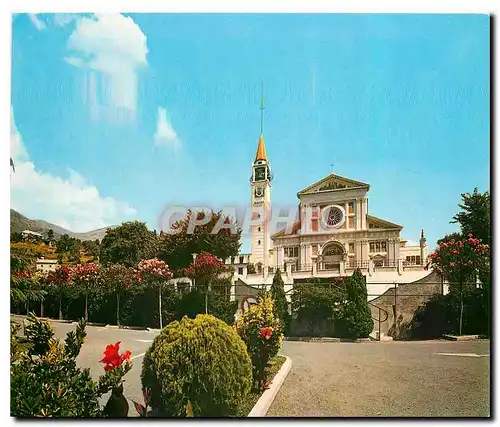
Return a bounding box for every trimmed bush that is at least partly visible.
[235,293,283,390]
[141,314,252,417]
[270,269,291,335]
[339,269,373,339]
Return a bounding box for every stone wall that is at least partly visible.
[369,270,443,338]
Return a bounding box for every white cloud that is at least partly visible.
[10,108,136,232]
[65,13,148,114]
[28,13,46,30]
[154,107,180,148]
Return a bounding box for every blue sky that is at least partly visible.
[10,13,489,251]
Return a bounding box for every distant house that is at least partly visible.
[21,230,43,242]
[36,257,58,273]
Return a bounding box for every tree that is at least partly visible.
[428,234,489,335]
[437,232,463,246]
[47,229,55,241]
[73,263,100,321]
[452,188,490,246]
[83,239,101,260]
[157,210,241,272]
[270,269,290,335]
[47,266,73,320]
[10,255,46,309]
[102,264,137,327]
[341,269,374,339]
[100,222,157,268]
[137,258,173,329]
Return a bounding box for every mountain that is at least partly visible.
[10,209,115,241]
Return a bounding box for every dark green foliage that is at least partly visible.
[452,188,490,246]
[11,315,131,417]
[339,269,374,339]
[56,234,82,256]
[410,288,489,339]
[270,269,290,334]
[291,282,344,327]
[100,221,157,268]
[141,314,252,417]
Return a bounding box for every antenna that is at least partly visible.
[260,82,265,135]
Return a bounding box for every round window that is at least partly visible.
[321,205,345,229]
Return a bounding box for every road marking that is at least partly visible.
[136,339,153,343]
[131,352,146,360]
[435,353,490,358]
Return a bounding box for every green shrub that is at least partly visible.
[339,269,373,339]
[141,314,252,417]
[290,282,344,336]
[235,293,283,390]
[11,314,132,417]
[270,269,291,335]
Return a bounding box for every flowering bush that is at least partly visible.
[11,314,132,417]
[47,266,73,320]
[137,258,173,329]
[235,293,283,390]
[72,263,100,321]
[102,264,138,326]
[427,234,489,283]
[184,252,226,287]
[427,234,490,335]
[141,314,252,417]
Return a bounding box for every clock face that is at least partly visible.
[254,187,265,198]
[254,167,266,181]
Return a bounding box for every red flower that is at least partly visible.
[259,327,273,340]
[99,341,132,371]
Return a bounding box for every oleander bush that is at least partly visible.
[141,314,252,417]
[10,314,132,418]
[235,293,283,390]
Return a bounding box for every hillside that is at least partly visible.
[10,209,115,241]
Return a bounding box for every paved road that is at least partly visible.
[12,316,490,417]
[268,340,491,417]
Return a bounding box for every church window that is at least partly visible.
[349,243,355,253]
[238,267,244,275]
[239,256,244,264]
[370,241,388,253]
[258,240,261,245]
[258,227,261,232]
[348,202,354,213]
[284,246,299,257]
[231,257,235,264]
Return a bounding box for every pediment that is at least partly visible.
[367,215,403,230]
[298,173,370,196]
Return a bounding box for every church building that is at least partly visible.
[226,102,434,302]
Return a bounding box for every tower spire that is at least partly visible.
[260,82,265,135]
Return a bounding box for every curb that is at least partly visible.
[248,355,292,417]
[443,334,487,341]
[285,337,372,343]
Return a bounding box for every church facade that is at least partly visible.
[225,129,433,300]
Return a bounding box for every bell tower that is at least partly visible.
[250,85,272,268]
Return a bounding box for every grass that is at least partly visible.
[236,355,287,417]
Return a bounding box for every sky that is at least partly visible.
[10,13,490,251]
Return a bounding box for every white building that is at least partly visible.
[36,257,58,273]
[226,127,434,302]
